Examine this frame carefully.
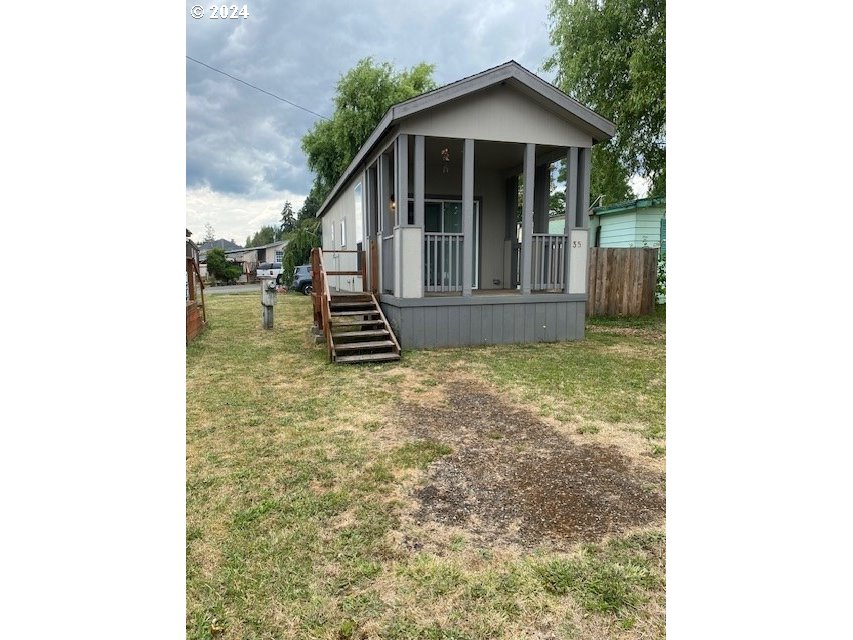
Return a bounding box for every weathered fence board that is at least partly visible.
[586,247,658,316]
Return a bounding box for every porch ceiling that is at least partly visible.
[415,137,564,175]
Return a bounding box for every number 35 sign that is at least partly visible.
[569,230,587,294]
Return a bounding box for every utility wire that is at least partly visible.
[186,55,329,120]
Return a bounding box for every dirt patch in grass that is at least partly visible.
[397,379,664,549]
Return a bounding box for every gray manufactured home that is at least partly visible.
[312,61,615,360]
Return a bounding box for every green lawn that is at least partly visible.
[187,294,665,639]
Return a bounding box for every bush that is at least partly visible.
[206,248,242,284]
[656,251,666,300]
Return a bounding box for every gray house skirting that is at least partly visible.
[379,294,587,349]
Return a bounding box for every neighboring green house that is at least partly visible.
[548,196,666,251]
[549,195,666,302]
[590,197,665,304]
[588,196,666,250]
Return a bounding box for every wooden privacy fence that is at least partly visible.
[587,247,659,317]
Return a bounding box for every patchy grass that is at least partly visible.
[187,293,665,640]
[536,532,665,619]
[401,305,666,457]
[586,305,666,330]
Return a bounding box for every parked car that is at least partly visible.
[256,262,284,284]
[291,264,313,295]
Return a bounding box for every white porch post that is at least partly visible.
[462,138,475,296]
[520,143,535,294]
[392,139,402,297]
[566,147,591,295]
[564,147,578,292]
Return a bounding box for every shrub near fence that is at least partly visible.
[586,247,659,317]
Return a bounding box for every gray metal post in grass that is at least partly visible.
[260,277,277,329]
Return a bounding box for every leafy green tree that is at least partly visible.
[553,145,633,210]
[279,201,296,234]
[206,248,241,284]
[246,225,280,247]
[297,183,325,222]
[591,144,635,204]
[545,0,665,201]
[301,58,437,209]
[203,223,215,243]
[282,218,321,282]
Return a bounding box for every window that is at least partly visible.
[275,250,283,263]
[340,219,347,247]
[354,182,364,244]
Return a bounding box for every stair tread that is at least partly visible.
[335,352,401,364]
[331,310,381,316]
[331,302,376,308]
[331,329,390,338]
[333,340,396,351]
[332,316,385,326]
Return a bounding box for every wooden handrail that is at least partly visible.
[311,246,371,362]
[311,248,333,361]
[317,249,332,304]
[191,259,207,324]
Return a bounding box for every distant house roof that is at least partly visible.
[316,60,616,219]
[225,240,289,262]
[198,238,243,253]
[592,196,666,217]
[238,240,288,252]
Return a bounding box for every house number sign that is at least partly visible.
[569,229,587,294]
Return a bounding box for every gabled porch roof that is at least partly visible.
[316,60,615,219]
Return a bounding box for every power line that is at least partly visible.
[186,55,329,120]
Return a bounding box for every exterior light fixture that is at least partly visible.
[389,194,396,211]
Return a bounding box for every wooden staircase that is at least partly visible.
[311,247,401,364]
[328,293,400,364]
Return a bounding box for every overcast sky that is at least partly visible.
[186,0,560,244]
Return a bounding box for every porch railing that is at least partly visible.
[310,247,367,361]
[531,233,567,291]
[424,232,463,292]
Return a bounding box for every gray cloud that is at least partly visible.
[186,0,556,234]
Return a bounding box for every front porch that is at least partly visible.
[367,136,590,300]
[365,135,592,348]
